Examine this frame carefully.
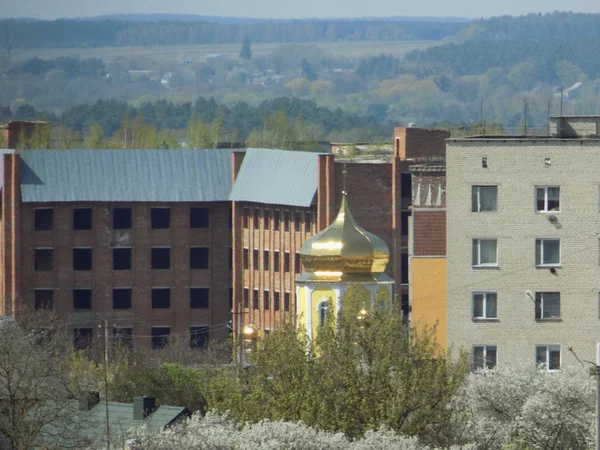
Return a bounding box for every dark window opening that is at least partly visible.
[243,249,249,269]
[229,248,233,270]
[401,253,409,284]
[190,247,209,269]
[190,207,209,228]
[190,326,209,349]
[295,253,301,274]
[113,288,132,309]
[264,209,270,230]
[253,290,259,309]
[274,252,280,272]
[284,293,290,312]
[284,253,290,272]
[401,212,411,236]
[35,248,53,271]
[401,173,412,199]
[34,289,53,310]
[151,327,170,349]
[294,212,301,231]
[73,248,92,271]
[228,207,232,229]
[190,288,209,309]
[73,289,92,310]
[253,249,259,269]
[253,209,259,228]
[151,247,171,270]
[113,328,133,349]
[35,209,53,231]
[229,288,233,311]
[274,292,281,311]
[243,288,249,309]
[401,294,409,317]
[113,207,132,230]
[151,208,170,229]
[73,208,92,230]
[73,328,92,350]
[152,288,171,309]
[305,213,311,233]
[243,208,249,228]
[263,250,269,271]
[284,211,290,232]
[274,210,280,231]
[264,293,270,311]
[113,248,132,271]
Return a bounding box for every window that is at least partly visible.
[151,247,171,270]
[113,328,133,349]
[401,173,412,199]
[401,211,410,236]
[34,289,53,310]
[401,253,409,283]
[190,247,209,269]
[253,290,259,309]
[190,207,209,228]
[274,210,280,231]
[295,253,301,274]
[73,248,92,271]
[274,292,280,311]
[294,212,301,231]
[535,292,560,319]
[284,253,290,272]
[243,208,249,229]
[264,292,270,310]
[535,239,560,266]
[253,250,259,269]
[73,208,92,230]
[305,213,312,233]
[113,288,132,309]
[536,186,560,212]
[274,251,280,272]
[73,328,93,350]
[151,207,170,229]
[284,211,290,232]
[473,292,497,319]
[113,207,132,229]
[318,301,328,326]
[113,248,132,270]
[473,345,497,370]
[264,209,270,230]
[190,288,209,309]
[536,345,560,370]
[243,249,249,269]
[472,239,497,266]
[152,288,170,309]
[472,186,498,212]
[284,293,290,312]
[190,326,209,349]
[34,248,53,271]
[243,288,249,309]
[263,251,269,271]
[34,208,53,231]
[73,289,92,310]
[253,209,259,228]
[151,327,170,349]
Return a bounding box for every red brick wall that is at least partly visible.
[394,127,450,160]
[413,210,446,256]
[15,200,231,348]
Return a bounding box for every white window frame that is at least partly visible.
[536,345,561,370]
[472,239,498,267]
[535,186,560,212]
[471,185,498,212]
[473,345,497,370]
[472,292,497,319]
[535,238,560,267]
[535,292,560,320]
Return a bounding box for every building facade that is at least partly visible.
[447,116,600,369]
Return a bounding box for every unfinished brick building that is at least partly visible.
[0,149,233,349]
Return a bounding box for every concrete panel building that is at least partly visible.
[447,116,600,370]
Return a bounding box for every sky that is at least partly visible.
[2,0,600,20]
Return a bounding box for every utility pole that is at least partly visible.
[480,100,484,135]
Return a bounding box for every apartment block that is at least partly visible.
[447,116,600,370]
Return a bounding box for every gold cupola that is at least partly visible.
[298,193,390,282]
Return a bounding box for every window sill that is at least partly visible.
[472,265,500,269]
[536,210,560,213]
[472,318,499,322]
[535,265,561,269]
[471,210,498,213]
[535,318,562,322]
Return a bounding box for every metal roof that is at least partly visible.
[19,149,234,203]
[229,148,321,207]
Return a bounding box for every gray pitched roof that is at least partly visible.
[229,148,321,207]
[19,149,234,203]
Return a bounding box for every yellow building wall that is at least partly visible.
[297,286,308,328]
[411,257,447,349]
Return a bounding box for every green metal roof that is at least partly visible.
[19,149,235,203]
[229,148,322,207]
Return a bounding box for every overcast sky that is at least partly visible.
[2,0,600,20]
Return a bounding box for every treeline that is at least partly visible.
[0,18,467,49]
[1,96,389,148]
[8,56,105,78]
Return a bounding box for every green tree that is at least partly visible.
[239,37,252,60]
[86,124,105,149]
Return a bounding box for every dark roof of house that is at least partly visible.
[18,149,234,203]
[229,148,322,207]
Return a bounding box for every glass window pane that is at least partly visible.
[548,187,560,211]
[536,188,545,211]
[487,293,497,318]
[486,347,497,368]
[480,187,497,211]
[472,240,478,265]
[471,186,478,212]
[536,346,547,365]
[544,293,560,318]
[473,294,483,317]
[480,240,497,264]
[535,239,541,265]
[549,347,561,369]
[543,240,560,265]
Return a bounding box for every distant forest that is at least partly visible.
[0,18,467,48]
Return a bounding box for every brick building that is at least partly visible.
[446,115,600,370]
[0,149,233,349]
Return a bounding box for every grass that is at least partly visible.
[10,40,441,63]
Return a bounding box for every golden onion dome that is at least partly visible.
[299,194,389,278]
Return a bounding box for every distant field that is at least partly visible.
[10,41,440,63]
